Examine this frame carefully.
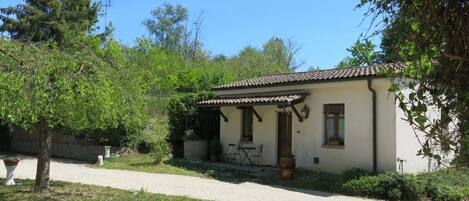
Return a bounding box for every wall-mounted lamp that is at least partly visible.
[301,105,310,119]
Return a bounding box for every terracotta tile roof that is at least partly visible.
[197,93,307,106]
[214,63,404,90]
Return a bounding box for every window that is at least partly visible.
[241,108,253,142]
[324,104,344,146]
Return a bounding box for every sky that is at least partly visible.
[0,0,381,72]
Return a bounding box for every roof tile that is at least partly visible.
[214,63,404,90]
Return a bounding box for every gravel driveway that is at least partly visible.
[0,156,374,201]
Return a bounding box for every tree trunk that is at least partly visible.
[34,118,51,192]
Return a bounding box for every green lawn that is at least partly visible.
[0,179,200,201]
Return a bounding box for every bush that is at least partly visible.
[378,172,424,200]
[144,119,171,164]
[420,168,469,201]
[342,168,372,182]
[342,175,381,197]
[343,172,424,200]
[425,185,469,201]
[167,92,219,157]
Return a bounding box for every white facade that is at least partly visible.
[217,78,434,174]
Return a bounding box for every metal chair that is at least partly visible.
[224,143,240,163]
[251,144,263,165]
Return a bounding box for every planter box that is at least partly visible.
[184,140,207,161]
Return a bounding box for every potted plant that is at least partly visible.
[328,136,340,145]
[279,154,296,180]
[3,157,20,186]
[209,137,222,162]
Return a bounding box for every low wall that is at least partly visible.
[10,128,121,162]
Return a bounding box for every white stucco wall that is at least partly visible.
[394,84,440,173]
[217,79,416,173]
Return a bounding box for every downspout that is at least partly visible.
[367,78,377,172]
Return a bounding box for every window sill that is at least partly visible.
[322,144,345,149]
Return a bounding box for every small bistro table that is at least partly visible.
[237,146,256,165]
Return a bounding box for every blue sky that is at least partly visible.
[0,0,380,71]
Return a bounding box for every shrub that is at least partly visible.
[145,119,171,164]
[342,175,381,197]
[420,168,469,201]
[377,172,424,200]
[343,172,424,200]
[342,168,372,182]
[209,138,222,156]
[167,92,219,157]
[425,185,468,201]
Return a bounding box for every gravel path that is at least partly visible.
[0,156,374,201]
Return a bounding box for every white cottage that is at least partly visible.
[197,63,438,174]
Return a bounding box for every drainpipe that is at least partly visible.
[367,78,377,172]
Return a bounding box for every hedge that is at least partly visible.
[342,169,469,201]
[167,92,219,157]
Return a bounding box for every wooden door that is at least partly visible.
[277,112,292,162]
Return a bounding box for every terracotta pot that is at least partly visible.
[210,155,218,162]
[3,159,19,167]
[279,156,296,180]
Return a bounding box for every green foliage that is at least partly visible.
[0,38,148,140]
[419,168,469,201]
[343,172,424,200]
[336,39,381,68]
[167,92,219,157]
[147,119,171,164]
[342,175,381,197]
[343,169,469,200]
[342,168,373,182]
[0,0,100,45]
[360,0,469,166]
[209,137,222,156]
[143,3,202,60]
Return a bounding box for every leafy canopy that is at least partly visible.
[0,38,147,131]
[0,0,100,45]
[336,39,381,68]
[359,0,469,166]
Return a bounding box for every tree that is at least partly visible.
[0,0,100,45]
[0,39,147,191]
[143,3,203,60]
[359,0,469,166]
[263,37,303,69]
[336,39,381,68]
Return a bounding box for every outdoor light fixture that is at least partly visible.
[301,105,310,119]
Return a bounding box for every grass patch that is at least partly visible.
[100,154,255,182]
[100,154,343,192]
[0,179,200,201]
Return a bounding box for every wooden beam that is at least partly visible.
[218,108,228,122]
[290,105,303,122]
[251,107,263,122]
